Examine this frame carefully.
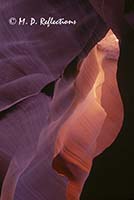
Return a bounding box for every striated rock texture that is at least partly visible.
[1,0,133,199]
[52,33,124,199]
[0,29,123,200]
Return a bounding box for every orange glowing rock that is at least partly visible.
[52,32,124,199]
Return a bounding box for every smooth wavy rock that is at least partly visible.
[0,1,124,198]
[52,36,124,199]
[0,32,124,200]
